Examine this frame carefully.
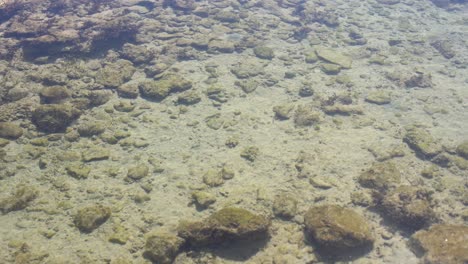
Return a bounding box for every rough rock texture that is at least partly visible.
[74,204,111,233]
[144,232,184,264]
[358,161,401,192]
[177,207,270,247]
[409,224,468,264]
[404,125,442,158]
[304,205,374,252]
[381,186,436,230]
[0,185,38,214]
[32,104,81,133]
[0,122,23,139]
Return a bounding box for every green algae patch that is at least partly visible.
[177,207,270,247]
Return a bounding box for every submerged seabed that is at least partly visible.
[0,0,467,263]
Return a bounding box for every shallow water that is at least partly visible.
[0,0,467,263]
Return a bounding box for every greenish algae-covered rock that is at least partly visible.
[456,141,468,159]
[74,204,111,233]
[240,146,259,162]
[273,193,298,219]
[177,90,201,105]
[365,90,392,105]
[320,63,341,75]
[0,185,39,214]
[117,82,139,99]
[191,191,216,209]
[82,147,110,162]
[96,60,136,88]
[381,186,436,230]
[0,122,23,140]
[253,46,275,60]
[315,47,353,69]
[404,126,442,158]
[410,224,468,264]
[139,75,192,101]
[32,104,81,133]
[77,121,106,137]
[177,207,270,247]
[273,103,295,120]
[39,86,71,104]
[358,161,401,192]
[144,232,184,264]
[66,163,91,179]
[126,164,149,181]
[202,169,224,187]
[294,105,321,126]
[304,205,374,251]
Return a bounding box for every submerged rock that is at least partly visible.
[139,75,192,101]
[381,186,436,230]
[365,90,392,105]
[177,207,270,247]
[273,193,297,219]
[304,205,374,252]
[74,204,111,233]
[456,141,468,159]
[39,86,70,104]
[294,105,321,126]
[404,126,442,158]
[32,104,81,133]
[96,60,136,88]
[315,47,352,69]
[0,122,23,140]
[358,161,401,192]
[253,46,275,60]
[410,224,468,264]
[144,232,184,264]
[0,185,39,214]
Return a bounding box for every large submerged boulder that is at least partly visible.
[32,104,81,133]
[409,224,468,264]
[304,205,374,253]
[177,207,270,247]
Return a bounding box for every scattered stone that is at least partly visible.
[0,185,39,214]
[113,100,135,112]
[126,164,149,181]
[456,141,468,159]
[144,232,184,264]
[320,63,341,75]
[404,125,442,158]
[405,71,432,88]
[376,0,400,4]
[273,193,298,219]
[315,47,352,69]
[358,162,401,192]
[203,169,224,187]
[253,46,275,60]
[206,85,229,104]
[221,164,235,180]
[323,104,364,115]
[96,60,136,88]
[66,163,91,179]
[231,60,264,79]
[305,51,318,63]
[240,146,259,162]
[117,82,140,99]
[207,39,235,53]
[294,105,321,126]
[205,114,224,130]
[139,75,192,101]
[431,40,455,59]
[82,147,110,162]
[381,186,436,230]
[32,104,81,133]
[177,90,201,105]
[0,122,23,140]
[236,79,258,94]
[304,205,374,251]
[299,84,314,97]
[177,207,270,247]
[273,103,295,120]
[192,191,216,209]
[77,121,106,137]
[366,91,392,105]
[74,204,111,233]
[409,224,468,264]
[39,86,71,104]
